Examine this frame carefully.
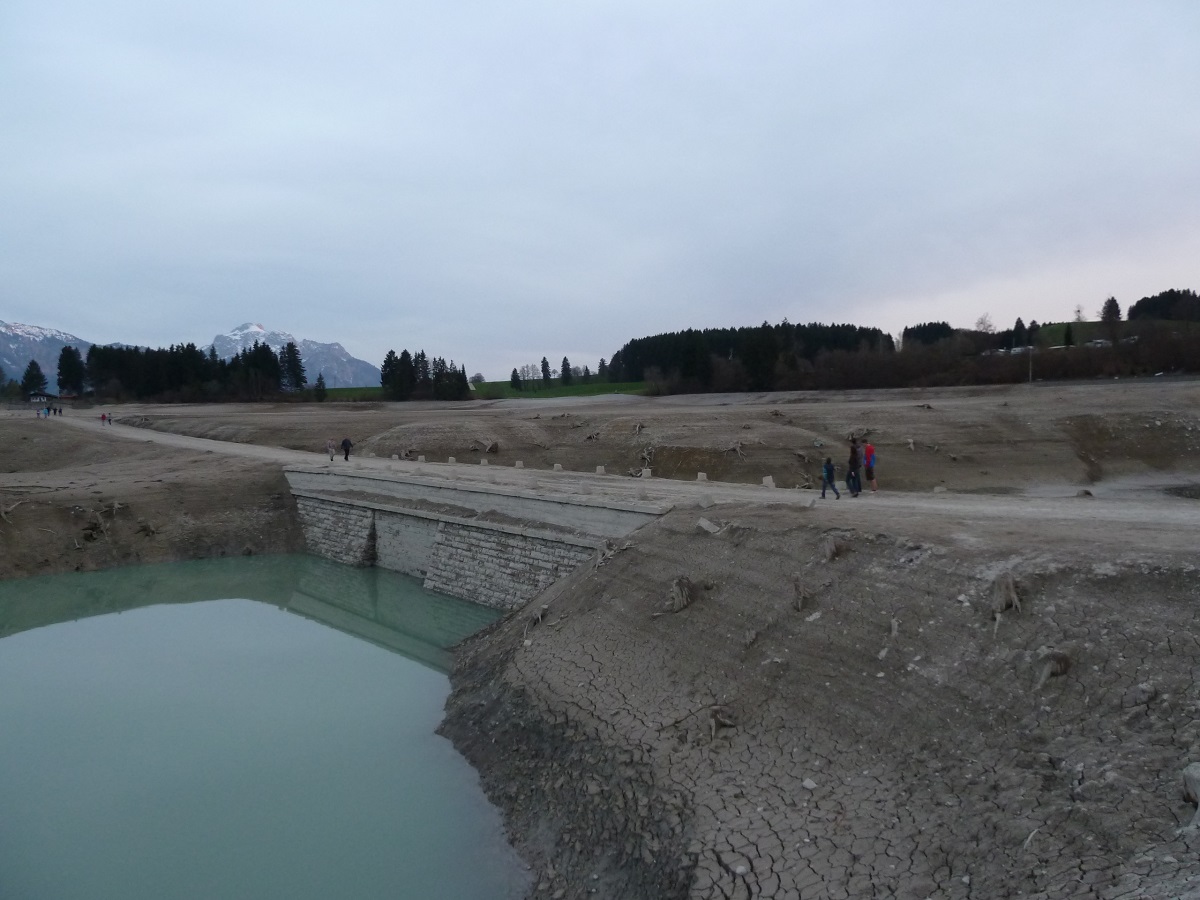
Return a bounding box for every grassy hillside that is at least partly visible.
[473,381,645,400]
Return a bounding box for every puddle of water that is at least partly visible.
[0,556,528,900]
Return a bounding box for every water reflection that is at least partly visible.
[0,557,526,900]
[0,555,498,673]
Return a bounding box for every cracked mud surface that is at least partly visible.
[443,510,1200,899]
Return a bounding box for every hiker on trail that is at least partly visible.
[100,413,107,425]
[846,438,862,497]
[864,441,878,492]
[340,437,353,461]
[821,457,841,500]
[326,439,336,461]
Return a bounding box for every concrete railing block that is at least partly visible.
[553,463,563,471]
[697,472,707,481]
[448,456,456,464]
[762,475,775,488]
[596,466,606,475]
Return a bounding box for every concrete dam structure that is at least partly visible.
[284,461,811,611]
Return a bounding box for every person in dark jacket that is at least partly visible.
[821,457,841,499]
[846,439,862,497]
[340,437,353,461]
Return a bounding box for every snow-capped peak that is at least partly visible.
[0,320,85,343]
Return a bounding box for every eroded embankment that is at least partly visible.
[440,503,1200,900]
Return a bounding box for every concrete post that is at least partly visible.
[762,475,775,488]
[553,463,563,471]
[448,457,456,464]
[515,460,524,468]
[596,465,606,475]
[697,472,707,481]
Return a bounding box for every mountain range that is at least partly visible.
[0,320,381,392]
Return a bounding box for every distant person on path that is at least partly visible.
[864,441,878,492]
[326,439,336,461]
[821,457,841,499]
[846,439,862,497]
[100,413,107,425]
[340,437,353,461]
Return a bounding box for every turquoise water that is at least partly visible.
[0,556,529,900]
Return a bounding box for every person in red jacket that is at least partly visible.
[864,442,878,492]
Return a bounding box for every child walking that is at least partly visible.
[821,457,841,499]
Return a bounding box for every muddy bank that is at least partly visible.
[0,416,304,579]
[442,504,1200,899]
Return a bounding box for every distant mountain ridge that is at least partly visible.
[0,319,381,392]
[0,320,91,392]
[210,323,380,388]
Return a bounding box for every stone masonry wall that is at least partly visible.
[423,522,597,611]
[374,510,439,578]
[294,496,376,566]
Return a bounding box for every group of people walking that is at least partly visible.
[821,437,877,499]
[327,437,353,461]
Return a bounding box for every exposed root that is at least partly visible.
[990,571,1022,634]
[652,575,701,617]
[791,575,813,612]
[523,604,551,639]
[1034,650,1071,691]
[822,536,853,562]
[708,705,738,741]
[0,499,26,525]
[1183,762,1200,829]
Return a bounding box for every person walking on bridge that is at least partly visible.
[340,437,353,461]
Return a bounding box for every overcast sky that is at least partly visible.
[3,1,1198,378]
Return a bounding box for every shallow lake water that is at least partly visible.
[0,556,529,900]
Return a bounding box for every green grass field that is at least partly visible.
[472,381,645,400]
[323,386,385,401]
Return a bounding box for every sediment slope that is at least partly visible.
[442,503,1200,899]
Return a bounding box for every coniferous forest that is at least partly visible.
[3,288,1197,402]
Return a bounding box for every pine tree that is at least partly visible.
[314,372,327,401]
[278,342,306,391]
[510,368,522,390]
[21,360,48,397]
[561,356,572,386]
[1100,296,1122,345]
[541,357,551,387]
[57,346,86,395]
